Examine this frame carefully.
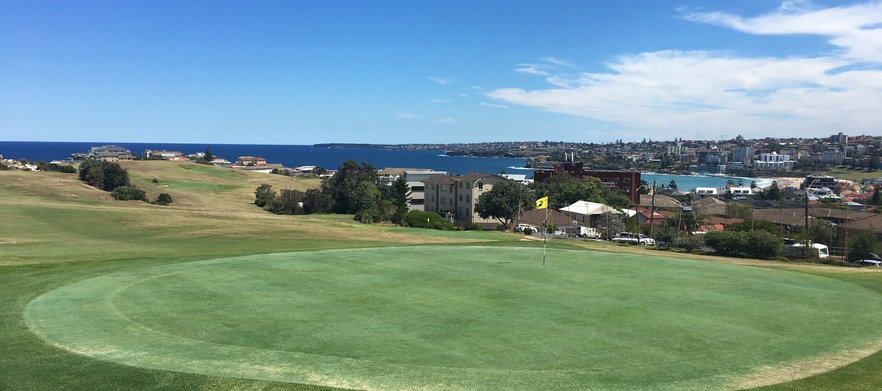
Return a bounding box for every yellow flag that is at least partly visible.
[536,196,548,209]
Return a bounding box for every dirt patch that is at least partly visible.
[731,338,882,389]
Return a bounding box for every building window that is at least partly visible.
[449,185,454,192]
[466,195,471,202]
[459,195,463,202]
[459,182,463,188]
[478,182,484,190]
[441,196,446,205]
[467,183,471,189]
[623,187,630,193]
[624,178,631,184]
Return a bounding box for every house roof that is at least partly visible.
[423,175,457,185]
[560,201,618,216]
[637,194,683,208]
[519,209,574,227]
[752,208,812,226]
[840,214,882,232]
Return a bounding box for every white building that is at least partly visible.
[754,152,794,170]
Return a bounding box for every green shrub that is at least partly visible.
[675,235,704,253]
[154,193,173,206]
[403,210,454,230]
[469,223,482,231]
[111,185,147,201]
[743,230,782,259]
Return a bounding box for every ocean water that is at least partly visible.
[0,141,770,189]
[0,141,530,177]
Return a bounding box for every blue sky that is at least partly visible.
[2,0,881,144]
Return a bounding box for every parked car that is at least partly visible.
[610,232,655,246]
[515,224,537,233]
[848,252,882,266]
[848,251,882,263]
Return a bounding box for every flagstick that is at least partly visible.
[542,206,548,265]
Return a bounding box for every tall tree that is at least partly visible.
[764,181,782,201]
[321,160,379,214]
[474,180,533,229]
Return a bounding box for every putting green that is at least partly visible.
[25,246,882,390]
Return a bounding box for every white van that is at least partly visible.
[576,227,601,239]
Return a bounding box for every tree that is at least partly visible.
[764,181,782,201]
[321,160,379,214]
[669,180,678,190]
[387,176,411,224]
[872,188,882,206]
[849,231,879,255]
[204,147,215,162]
[254,184,276,207]
[597,211,626,239]
[352,181,381,218]
[78,160,130,191]
[811,219,836,247]
[474,180,533,229]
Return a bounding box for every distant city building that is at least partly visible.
[705,152,728,165]
[754,152,793,170]
[804,175,836,189]
[831,132,848,145]
[821,147,846,164]
[731,146,754,166]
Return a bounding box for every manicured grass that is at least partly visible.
[4,163,882,390]
[25,247,882,390]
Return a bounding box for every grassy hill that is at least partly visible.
[3,161,882,390]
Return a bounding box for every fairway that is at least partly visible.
[25,246,882,391]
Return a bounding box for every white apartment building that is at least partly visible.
[754,152,794,170]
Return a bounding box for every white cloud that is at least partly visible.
[681,1,882,62]
[431,98,451,103]
[428,76,454,85]
[541,56,575,67]
[435,117,457,124]
[481,102,509,109]
[488,1,882,141]
[516,65,550,76]
[397,112,420,119]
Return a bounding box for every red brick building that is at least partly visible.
[533,162,641,203]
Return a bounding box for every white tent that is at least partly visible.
[559,201,619,226]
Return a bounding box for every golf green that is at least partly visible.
[25,246,882,390]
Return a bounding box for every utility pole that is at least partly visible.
[649,180,657,239]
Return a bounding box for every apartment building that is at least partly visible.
[423,172,509,228]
